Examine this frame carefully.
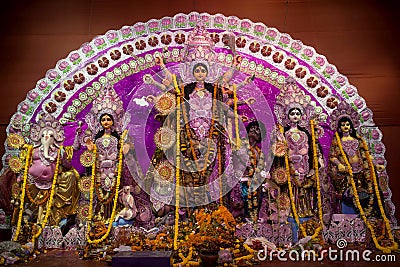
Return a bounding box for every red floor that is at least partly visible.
[12,250,108,267]
[9,248,399,267]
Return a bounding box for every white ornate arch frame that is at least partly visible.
[1,12,395,225]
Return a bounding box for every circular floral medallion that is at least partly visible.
[8,156,24,173]
[277,193,290,210]
[7,134,25,149]
[154,127,176,150]
[67,106,77,114]
[122,44,133,55]
[77,203,90,222]
[54,91,66,102]
[272,167,287,185]
[155,161,175,184]
[271,140,285,157]
[79,92,88,101]
[80,150,95,167]
[78,176,92,194]
[161,34,172,45]
[154,93,176,115]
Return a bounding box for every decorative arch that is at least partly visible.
[1,12,395,224]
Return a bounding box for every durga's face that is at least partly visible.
[340,121,351,133]
[288,108,302,124]
[193,65,208,82]
[100,114,114,130]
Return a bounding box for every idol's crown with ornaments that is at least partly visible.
[181,20,216,63]
[91,84,124,122]
[85,84,129,135]
[274,76,316,128]
[179,20,222,83]
[330,100,360,131]
[30,113,65,146]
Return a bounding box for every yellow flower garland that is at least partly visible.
[173,246,194,267]
[173,74,181,250]
[86,144,97,241]
[13,145,33,241]
[335,133,398,253]
[309,120,323,239]
[30,146,63,243]
[25,182,50,205]
[233,84,241,149]
[362,138,398,251]
[234,243,255,262]
[86,130,126,244]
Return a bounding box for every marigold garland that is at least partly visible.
[86,130,126,244]
[335,132,398,253]
[170,205,236,266]
[13,145,33,241]
[31,146,63,243]
[86,144,96,240]
[233,84,241,149]
[173,246,194,267]
[234,243,255,262]
[25,184,50,206]
[173,74,181,250]
[309,120,323,239]
[362,138,398,251]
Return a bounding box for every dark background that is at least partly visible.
[0,0,399,222]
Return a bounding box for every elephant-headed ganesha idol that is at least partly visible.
[6,113,80,240]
